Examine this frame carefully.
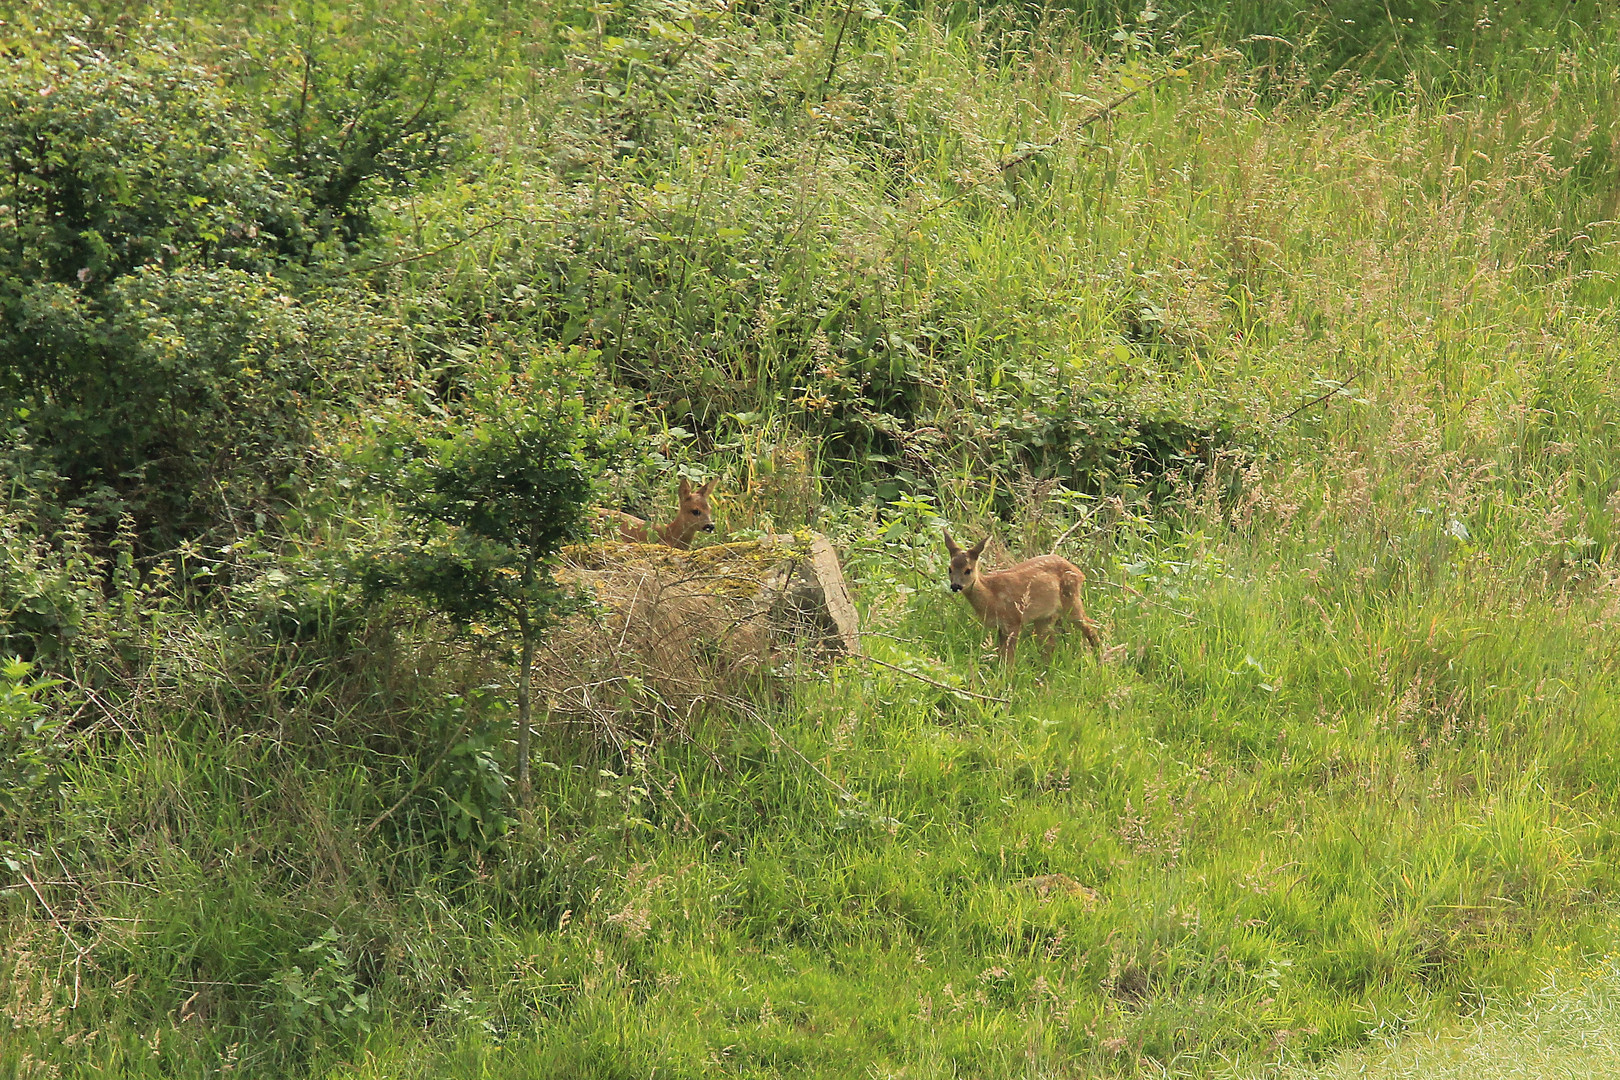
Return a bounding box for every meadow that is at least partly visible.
[4,0,1620,1076]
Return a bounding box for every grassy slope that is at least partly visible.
[7,3,1620,1078]
[1270,965,1620,1080]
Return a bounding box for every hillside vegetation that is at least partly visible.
[4,1,1620,1076]
[1276,963,1620,1080]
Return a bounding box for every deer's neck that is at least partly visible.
[660,515,695,549]
[962,577,997,619]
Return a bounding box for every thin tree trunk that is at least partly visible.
[517,617,534,807]
[515,548,539,808]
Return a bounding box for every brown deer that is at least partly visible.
[944,532,1101,663]
[603,477,718,549]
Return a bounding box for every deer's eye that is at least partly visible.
[691,509,702,515]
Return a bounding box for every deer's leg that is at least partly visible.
[1075,611,1102,649]
[1059,571,1102,649]
[1067,598,1102,649]
[1043,619,1062,657]
[998,626,1019,664]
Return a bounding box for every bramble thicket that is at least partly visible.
[4,1,1620,1076]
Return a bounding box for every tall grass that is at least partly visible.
[6,1,1620,1078]
[1270,962,1620,1080]
[385,0,1620,511]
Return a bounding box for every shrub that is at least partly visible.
[217,1,485,246]
[0,24,462,546]
[0,657,63,823]
[361,348,628,801]
[0,38,326,541]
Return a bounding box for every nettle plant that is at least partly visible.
[362,350,626,803]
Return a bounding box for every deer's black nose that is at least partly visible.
[950,583,962,592]
[703,523,716,531]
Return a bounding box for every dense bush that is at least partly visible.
[214,1,486,246]
[0,41,317,539]
[6,2,1620,1078]
[0,21,479,546]
[392,0,1250,505]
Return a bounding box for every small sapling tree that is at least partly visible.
[363,350,620,804]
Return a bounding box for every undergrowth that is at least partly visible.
[5,0,1620,1077]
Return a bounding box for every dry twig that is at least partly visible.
[856,654,1011,704]
[21,865,89,1009]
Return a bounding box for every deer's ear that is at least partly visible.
[943,531,961,556]
[698,478,717,496]
[967,537,989,559]
[678,476,693,497]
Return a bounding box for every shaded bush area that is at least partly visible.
[0,37,372,546]
[5,0,1620,1077]
[0,41,307,537]
[384,0,1257,506]
[0,6,487,548]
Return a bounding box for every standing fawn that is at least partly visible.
[944,532,1101,663]
[603,477,718,549]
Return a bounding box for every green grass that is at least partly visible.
[7,0,1620,1077]
[1269,963,1620,1080]
[12,504,1620,1077]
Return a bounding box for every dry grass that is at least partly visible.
[1266,966,1620,1080]
[544,536,847,742]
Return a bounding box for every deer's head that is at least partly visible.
[677,476,718,536]
[943,532,988,593]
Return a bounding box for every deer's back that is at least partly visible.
[602,509,651,543]
[977,555,1083,621]
[982,554,1083,585]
